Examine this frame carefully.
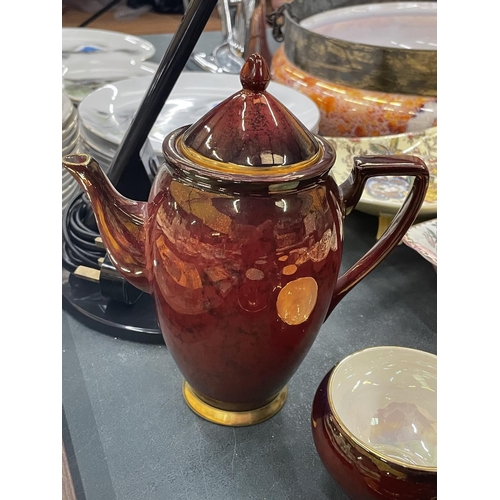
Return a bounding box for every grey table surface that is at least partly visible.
[62,32,437,500]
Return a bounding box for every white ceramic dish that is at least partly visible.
[326,127,437,218]
[62,179,78,195]
[62,92,75,126]
[62,133,81,156]
[62,113,78,138]
[300,1,437,50]
[62,180,80,209]
[78,122,118,174]
[403,218,437,269]
[77,72,321,155]
[79,123,118,158]
[62,28,155,60]
[62,173,75,190]
[63,54,159,104]
[62,125,79,150]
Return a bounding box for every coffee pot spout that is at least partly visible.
[62,154,151,293]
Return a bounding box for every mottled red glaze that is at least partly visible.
[182,55,319,167]
[240,52,271,92]
[61,149,429,412]
[311,371,437,500]
[61,154,150,293]
[147,169,341,408]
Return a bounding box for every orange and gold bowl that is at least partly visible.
[272,47,437,138]
[270,0,437,137]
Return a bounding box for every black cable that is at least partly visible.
[78,0,123,28]
[62,192,106,272]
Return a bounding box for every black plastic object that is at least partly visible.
[127,0,185,14]
[63,267,164,344]
[99,254,144,305]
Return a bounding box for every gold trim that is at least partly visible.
[327,346,437,472]
[178,138,321,176]
[62,153,91,166]
[182,381,288,426]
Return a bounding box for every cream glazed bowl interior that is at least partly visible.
[330,346,437,467]
[311,346,437,500]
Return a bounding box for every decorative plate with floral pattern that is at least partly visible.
[326,127,437,218]
[403,218,437,269]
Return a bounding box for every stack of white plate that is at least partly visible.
[78,118,118,174]
[62,92,82,211]
[77,72,321,173]
[62,28,158,106]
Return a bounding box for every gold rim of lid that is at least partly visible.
[179,138,323,176]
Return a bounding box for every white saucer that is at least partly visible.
[77,73,321,155]
[62,124,79,150]
[63,54,159,104]
[79,125,117,159]
[63,184,80,211]
[62,92,75,126]
[62,135,80,157]
[403,218,437,270]
[62,28,155,60]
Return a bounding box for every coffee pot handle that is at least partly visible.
[326,154,429,317]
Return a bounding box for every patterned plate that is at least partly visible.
[403,218,437,269]
[326,127,437,217]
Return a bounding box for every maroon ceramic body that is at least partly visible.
[147,156,342,409]
[311,371,437,500]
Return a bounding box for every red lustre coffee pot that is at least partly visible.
[62,54,429,426]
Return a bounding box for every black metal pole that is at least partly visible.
[78,0,122,27]
[107,0,219,189]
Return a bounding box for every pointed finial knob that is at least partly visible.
[240,53,270,92]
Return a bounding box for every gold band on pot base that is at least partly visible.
[182,381,288,426]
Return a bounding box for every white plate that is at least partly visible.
[62,135,81,156]
[62,28,155,60]
[62,124,79,150]
[63,179,78,196]
[79,122,118,158]
[403,218,437,269]
[63,183,79,205]
[62,173,75,190]
[300,2,437,50]
[62,107,78,134]
[78,73,321,155]
[63,54,159,104]
[62,120,78,144]
[62,92,75,126]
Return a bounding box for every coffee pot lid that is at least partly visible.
[173,53,329,180]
